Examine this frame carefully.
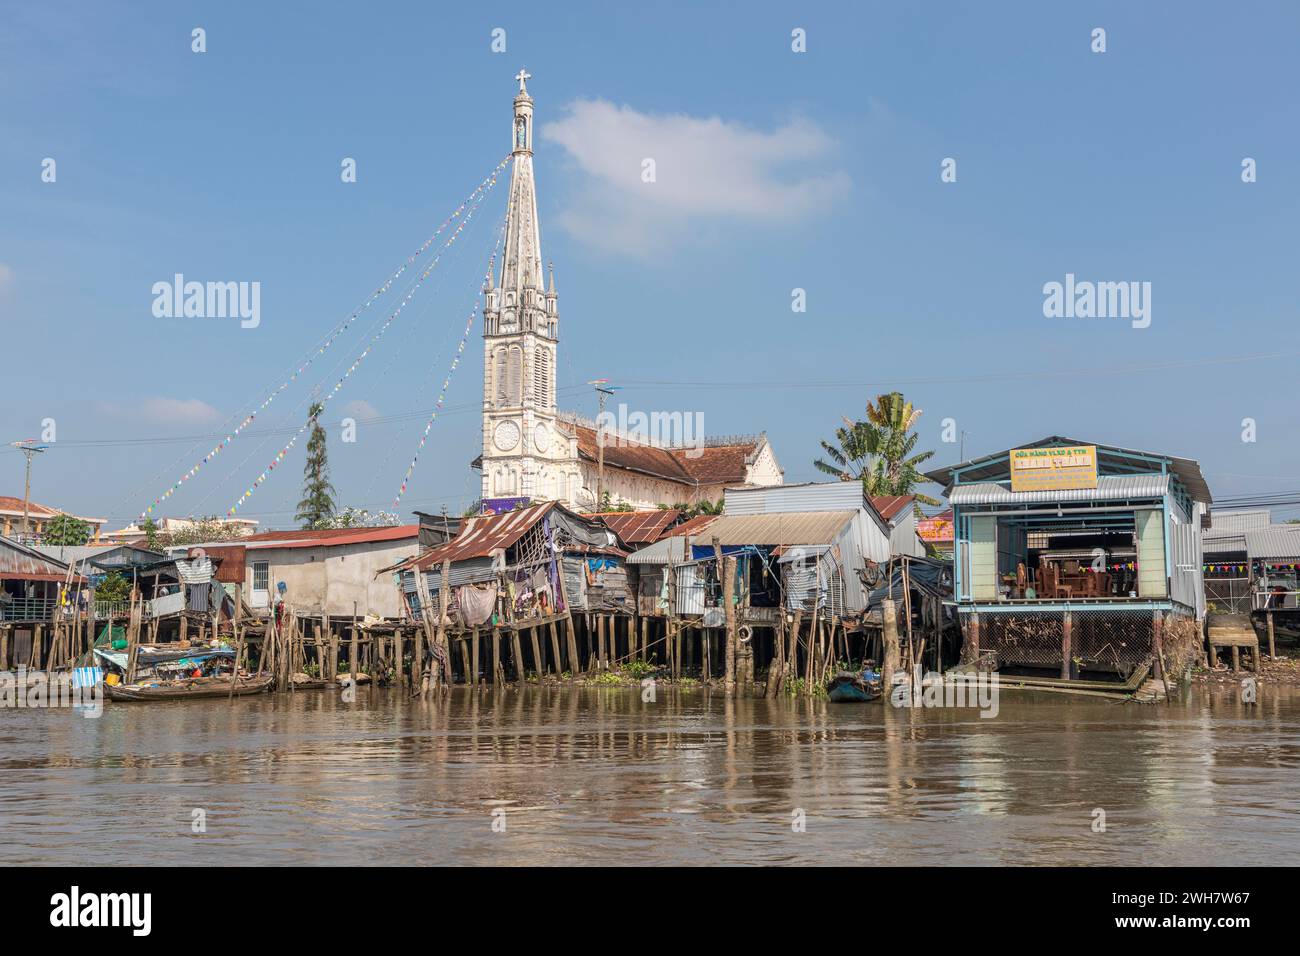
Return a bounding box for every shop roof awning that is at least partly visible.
[949,474,1170,506]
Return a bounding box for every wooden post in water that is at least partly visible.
[433,559,452,691]
[719,545,737,696]
[349,625,359,683]
[492,626,503,684]
[1267,610,1276,659]
[766,613,785,698]
[510,628,525,683]
[786,608,803,684]
[529,626,543,681]
[881,598,899,693]
[1152,609,1165,680]
[548,620,562,676]
[471,628,481,686]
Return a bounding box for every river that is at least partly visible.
[3,684,1298,865]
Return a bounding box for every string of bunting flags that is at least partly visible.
[137,155,511,523]
[391,213,508,508]
[224,163,507,516]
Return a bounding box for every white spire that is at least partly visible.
[499,70,544,294]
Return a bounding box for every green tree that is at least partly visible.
[42,514,91,546]
[158,518,249,548]
[141,516,161,551]
[814,391,940,510]
[295,401,336,529]
[95,571,132,603]
[669,498,724,519]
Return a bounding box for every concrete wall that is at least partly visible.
[245,537,418,618]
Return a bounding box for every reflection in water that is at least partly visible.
[2,685,1297,865]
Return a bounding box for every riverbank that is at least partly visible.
[1192,648,1300,687]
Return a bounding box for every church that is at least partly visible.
[474,72,783,512]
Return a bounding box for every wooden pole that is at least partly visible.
[720,548,737,696]
[548,619,562,675]
[881,598,900,692]
[1061,609,1072,680]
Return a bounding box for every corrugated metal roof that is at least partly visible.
[690,511,856,547]
[586,510,681,544]
[926,436,1211,504]
[725,481,864,515]
[1207,509,1272,532]
[626,535,693,565]
[870,495,915,523]
[949,474,1170,505]
[0,534,72,580]
[410,503,556,568]
[1202,532,1246,555]
[663,515,719,538]
[1245,526,1300,561]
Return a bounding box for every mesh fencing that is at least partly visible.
[962,607,1161,675]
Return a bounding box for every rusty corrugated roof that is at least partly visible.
[870,495,915,523]
[586,510,681,544]
[662,514,720,538]
[409,502,557,569]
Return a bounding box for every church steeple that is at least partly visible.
[496,67,546,304]
[480,71,569,507]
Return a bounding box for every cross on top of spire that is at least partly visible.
[515,68,531,93]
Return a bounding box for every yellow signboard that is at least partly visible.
[1010,445,1098,492]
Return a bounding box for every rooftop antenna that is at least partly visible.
[10,439,50,543]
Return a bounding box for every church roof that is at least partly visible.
[563,422,764,488]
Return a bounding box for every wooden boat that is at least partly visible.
[105,672,275,701]
[827,671,882,703]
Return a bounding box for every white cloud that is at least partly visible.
[137,397,223,427]
[541,99,850,256]
[342,399,379,421]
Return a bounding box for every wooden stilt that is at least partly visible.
[548,620,562,675]
[529,626,543,682]
[471,628,481,686]
[510,630,525,682]
[492,626,503,684]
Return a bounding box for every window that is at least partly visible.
[534,348,550,406]
[252,561,269,592]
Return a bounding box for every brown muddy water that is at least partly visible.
[2,684,1298,865]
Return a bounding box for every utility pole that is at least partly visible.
[10,440,49,543]
[588,380,618,510]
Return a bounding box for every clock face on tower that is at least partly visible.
[533,423,550,452]
[493,420,521,452]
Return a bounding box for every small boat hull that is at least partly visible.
[106,673,275,701]
[827,672,882,703]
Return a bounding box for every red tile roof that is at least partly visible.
[585,510,681,544]
[238,525,419,549]
[563,423,761,487]
[0,496,60,517]
[870,495,915,523]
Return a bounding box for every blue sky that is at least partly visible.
[2,0,1298,527]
